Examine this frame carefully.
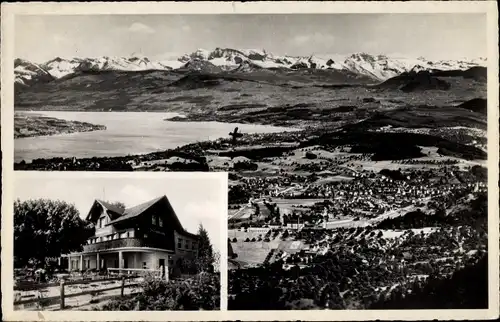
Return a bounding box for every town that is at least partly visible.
[225,136,488,310]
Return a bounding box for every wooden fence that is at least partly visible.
[14,268,166,310]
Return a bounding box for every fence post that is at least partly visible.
[60,280,65,310]
[120,276,125,297]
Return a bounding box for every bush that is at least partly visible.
[233,161,258,171]
[305,152,318,160]
[100,273,220,311]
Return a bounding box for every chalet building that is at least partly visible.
[63,196,199,275]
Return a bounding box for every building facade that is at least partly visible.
[63,196,199,275]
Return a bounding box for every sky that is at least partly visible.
[13,174,225,253]
[15,13,487,63]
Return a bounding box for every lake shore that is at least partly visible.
[14,111,299,164]
[14,113,106,139]
[13,129,307,171]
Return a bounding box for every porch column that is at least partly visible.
[96,253,100,270]
[79,254,83,271]
[68,256,71,271]
[119,251,124,269]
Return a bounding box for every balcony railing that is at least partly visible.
[83,238,172,253]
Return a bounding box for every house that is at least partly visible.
[63,196,199,275]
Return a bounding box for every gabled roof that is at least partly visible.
[108,196,164,224]
[86,199,124,221]
[95,200,125,219]
[104,195,199,239]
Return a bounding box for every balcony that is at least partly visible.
[83,238,172,253]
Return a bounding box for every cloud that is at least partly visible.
[292,33,335,46]
[128,22,156,34]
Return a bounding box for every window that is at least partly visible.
[144,233,148,239]
[152,215,157,226]
[177,238,182,249]
[158,217,164,227]
[185,240,190,249]
[192,242,196,250]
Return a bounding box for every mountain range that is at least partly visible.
[15,47,486,87]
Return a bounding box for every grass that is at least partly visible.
[230,241,276,265]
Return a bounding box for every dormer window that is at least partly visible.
[152,215,157,226]
[158,217,164,227]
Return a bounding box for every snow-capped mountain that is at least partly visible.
[14,59,54,86]
[42,57,84,78]
[289,55,346,70]
[15,48,487,86]
[343,53,414,81]
[73,56,173,73]
[15,56,176,86]
[177,59,223,73]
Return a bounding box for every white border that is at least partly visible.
[2,1,499,321]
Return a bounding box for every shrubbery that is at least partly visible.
[100,272,220,311]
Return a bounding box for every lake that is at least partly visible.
[14,111,298,163]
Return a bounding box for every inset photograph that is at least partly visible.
[11,172,225,311]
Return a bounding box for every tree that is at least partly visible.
[104,200,126,211]
[14,198,94,268]
[196,224,214,273]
